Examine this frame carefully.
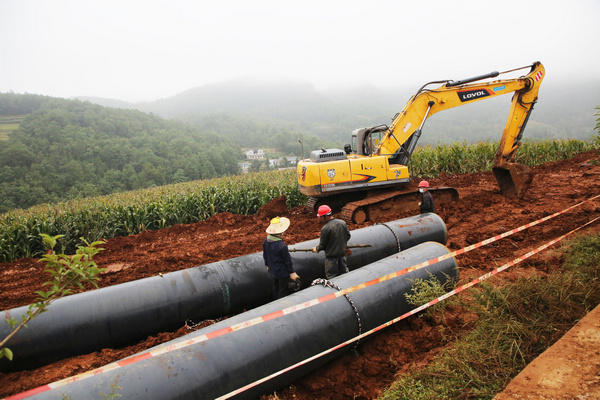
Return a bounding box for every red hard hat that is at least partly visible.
[418,180,429,188]
[317,205,332,217]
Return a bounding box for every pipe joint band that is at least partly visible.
[376,222,402,252]
[311,278,362,348]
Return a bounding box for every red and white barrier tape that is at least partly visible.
[218,214,600,399]
[5,194,600,400]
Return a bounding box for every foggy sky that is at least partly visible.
[1,0,599,102]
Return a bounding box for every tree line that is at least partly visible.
[0,94,240,212]
[0,93,333,213]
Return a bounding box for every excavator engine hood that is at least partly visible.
[310,148,348,162]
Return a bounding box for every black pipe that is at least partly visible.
[0,213,447,372]
[23,241,458,400]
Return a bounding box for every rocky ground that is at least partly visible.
[1,150,600,399]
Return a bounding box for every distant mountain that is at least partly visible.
[77,78,408,121]
[72,96,136,110]
[140,78,334,120]
[0,93,245,212]
[75,77,600,145]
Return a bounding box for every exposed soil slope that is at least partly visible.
[1,150,600,399]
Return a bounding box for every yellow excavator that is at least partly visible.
[297,61,545,223]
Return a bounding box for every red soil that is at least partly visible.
[1,150,600,399]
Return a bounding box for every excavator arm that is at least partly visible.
[490,63,544,196]
[376,61,545,196]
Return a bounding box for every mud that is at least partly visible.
[1,150,600,399]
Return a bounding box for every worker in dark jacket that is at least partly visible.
[263,217,300,299]
[418,180,435,214]
[312,205,351,279]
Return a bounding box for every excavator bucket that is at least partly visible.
[492,163,533,198]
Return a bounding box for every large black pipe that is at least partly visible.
[22,241,458,400]
[1,213,447,372]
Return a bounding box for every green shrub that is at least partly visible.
[380,233,600,400]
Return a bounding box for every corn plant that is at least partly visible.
[0,234,105,361]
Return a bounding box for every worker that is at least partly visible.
[312,205,351,279]
[263,217,300,299]
[418,180,435,214]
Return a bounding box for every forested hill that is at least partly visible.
[0,94,249,213]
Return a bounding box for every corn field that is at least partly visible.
[410,138,597,177]
[0,139,597,262]
[0,170,304,262]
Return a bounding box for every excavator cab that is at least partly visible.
[350,126,388,156]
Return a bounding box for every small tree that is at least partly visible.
[249,159,262,173]
[0,234,106,360]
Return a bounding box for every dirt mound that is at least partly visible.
[256,195,290,220]
[1,150,600,399]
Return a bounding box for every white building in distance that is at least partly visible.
[245,149,265,160]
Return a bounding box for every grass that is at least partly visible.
[404,272,459,321]
[379,232,600,400]
[0,126,16,140]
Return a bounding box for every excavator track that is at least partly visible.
[340,187,459,224]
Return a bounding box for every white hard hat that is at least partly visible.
[266,217,290,235]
